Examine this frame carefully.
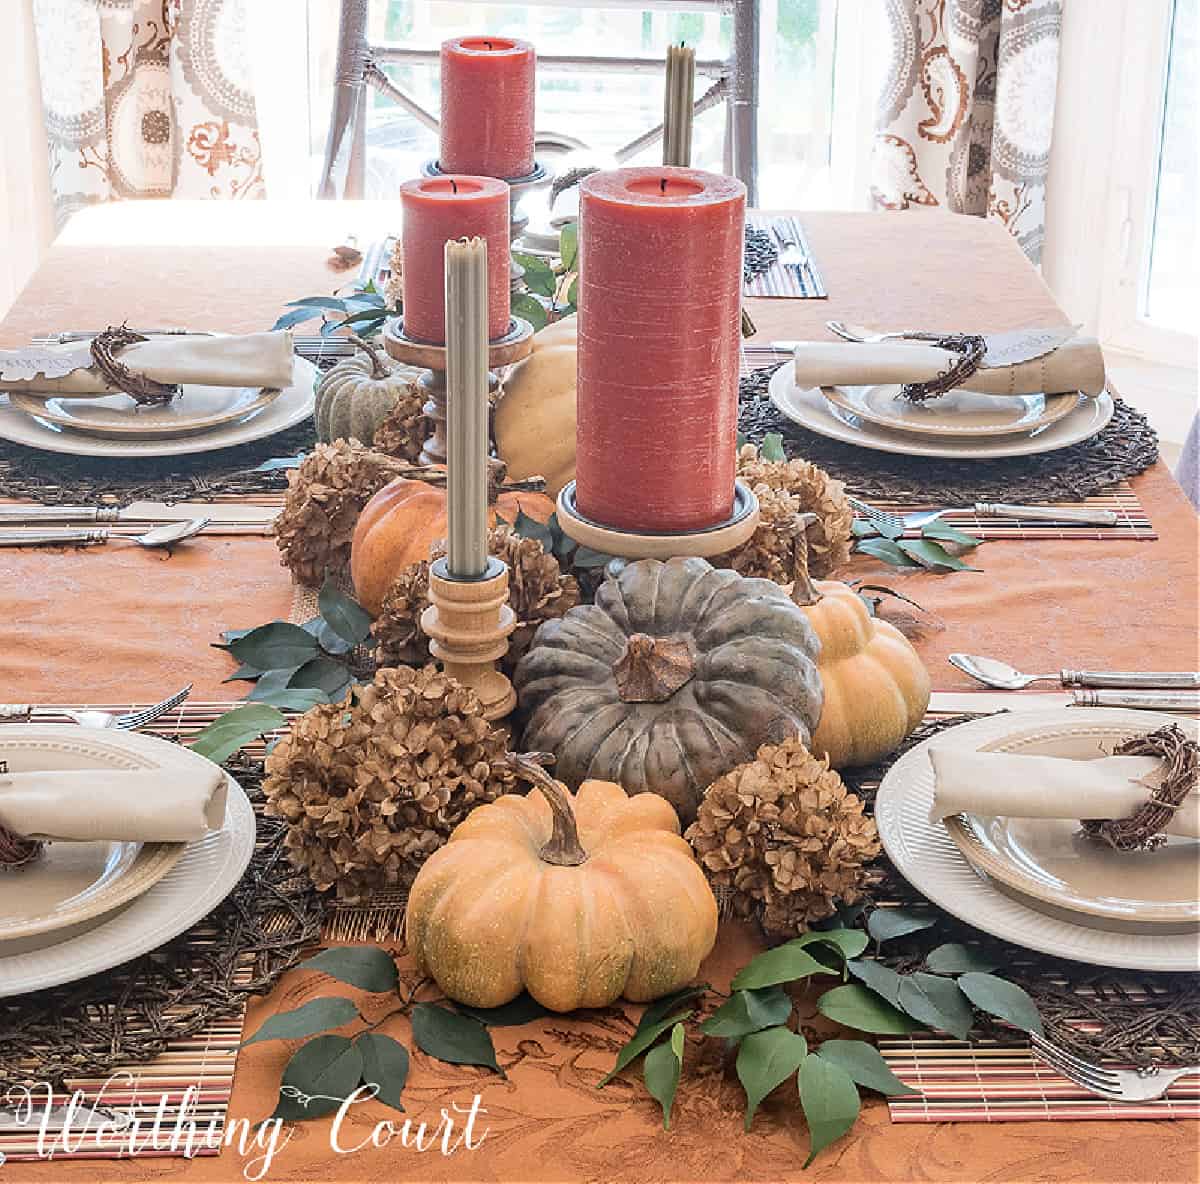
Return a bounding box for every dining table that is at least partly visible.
[0,200,1196,1183]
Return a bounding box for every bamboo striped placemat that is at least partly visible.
[0,1019,240,1163]
[743,214,827,298]
[880,1033,1200,1122]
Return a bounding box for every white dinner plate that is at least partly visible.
[768,366,1114,459]
[819,384,1081,438]
[875,709,1200,972]
[0,358,316,458]
[10,384,281,439]
[0,726,255,997]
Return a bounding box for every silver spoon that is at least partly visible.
[949,652,1200,690]
[0,518,212,549]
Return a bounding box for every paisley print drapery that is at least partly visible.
[32,0,263,227]
[872,0,1063,262]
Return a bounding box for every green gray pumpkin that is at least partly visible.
[314,338,421,445]
[514,556,824,824]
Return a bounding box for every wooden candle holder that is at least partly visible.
[421,159,554,291]
[556,479,761,560]
[382,316,534,465]
[421,556,517,720]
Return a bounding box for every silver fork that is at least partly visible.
[0,685,192,730]
[771,222,815,289]
[1032,1034,1199,1103]
[847,495,1118,531]
[826,320,916,344]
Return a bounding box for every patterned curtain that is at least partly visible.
[31,0,264,228]
[871,0,1063,263]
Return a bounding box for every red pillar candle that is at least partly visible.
[576,167,746,532]
[440,36,536,179]
[400,175,511,344]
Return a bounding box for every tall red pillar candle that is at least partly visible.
[576,167,746,532]
[440,36,536,179]
[400,175,511,344]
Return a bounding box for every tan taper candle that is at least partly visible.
[663,44,695,167]
[444,236,490,578]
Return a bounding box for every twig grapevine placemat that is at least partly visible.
[737,363,1161,507]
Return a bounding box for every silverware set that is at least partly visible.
[0,685,192,729]
[0,501,277,546]
[1032,1034,1198,1103]
[848,495,1119,531]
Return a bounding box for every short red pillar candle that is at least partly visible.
[576,167,746,532]
[400,175,511,344]
[440,36,536,179]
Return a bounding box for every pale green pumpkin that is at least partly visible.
[314,337,422,446]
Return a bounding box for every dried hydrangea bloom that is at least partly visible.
[263,665,517,902]
[685,736,880,938]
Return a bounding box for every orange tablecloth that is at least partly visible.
[1,204,1197,1183]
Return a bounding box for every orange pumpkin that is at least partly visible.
[351,469,554,615]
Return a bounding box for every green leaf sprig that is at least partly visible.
[510,221,580,330]
[241,946,551,1124]
[214,580,372,711]
[597,917,1042,1165]
[851,508,982,572]
[272,279,393,339]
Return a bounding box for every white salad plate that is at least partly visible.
[875,709,1200,972]
[768,366,1114,459]
[0,726,255,997]
[0,358,316,458]
[818,384,1082,438]
[10,383,281,439]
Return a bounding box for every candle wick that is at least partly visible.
[451,178,458,194]
[660,177,667,194]
[485,39,493,49]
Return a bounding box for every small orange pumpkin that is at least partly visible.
[406,754,718,1012]
[790,515,930,768]
[351,463,554,614]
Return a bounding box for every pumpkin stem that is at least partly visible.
[507,752,588,866]
[348,334,391,380]
[789,513,823,607]
[612,633,696,703]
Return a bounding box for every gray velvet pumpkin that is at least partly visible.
[514,556,824,824]
[314,338,422,446]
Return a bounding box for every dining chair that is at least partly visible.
[317,0,760,204]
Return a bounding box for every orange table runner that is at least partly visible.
[1,205,1197,1183]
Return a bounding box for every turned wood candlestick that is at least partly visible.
[382,316,534,466]
[421,556,517,720]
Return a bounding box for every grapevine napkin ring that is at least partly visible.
[90,326,180,406]
[898,332,987,403]
[1081,724,1198,851]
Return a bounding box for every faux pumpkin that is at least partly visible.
[514,556,824,824]
[351,461,555,615]
[790,515,930,768]
[406,753,717,1012]
[314,336,422,446]
[531,315,576,351]
[494,338,576,496]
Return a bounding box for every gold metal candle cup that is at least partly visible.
[421,556,517,720]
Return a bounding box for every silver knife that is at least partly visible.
[0,501,278,526]
[1072,689,1200,711]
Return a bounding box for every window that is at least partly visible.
[1144,0,1195,335]
[1045,0,1197,367]
[252,1,884,212]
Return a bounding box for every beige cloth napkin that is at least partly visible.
[793,337,1106,397]
[0,331,295,396]
[928,747,1199,839]
[0,767,227,843]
